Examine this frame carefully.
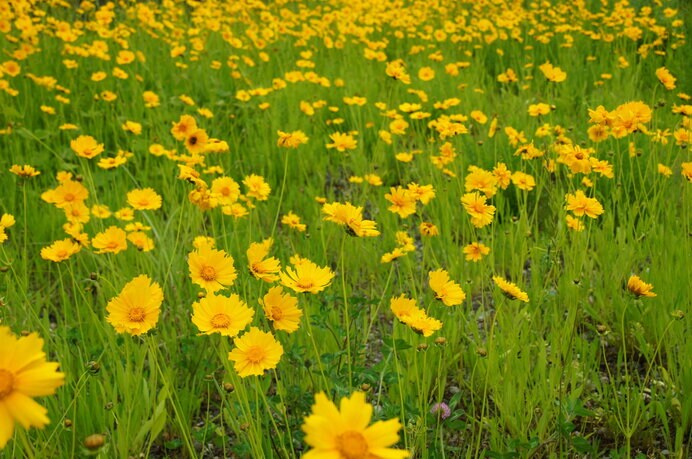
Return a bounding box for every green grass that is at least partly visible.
[0,0,690,457]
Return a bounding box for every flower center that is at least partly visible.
[0,369,14,399]
[128,307,146,322]
[295,280,313,290]
[335,431,369,459]
[200,266,216,281]
[106,240,120,249]
[270,306,283,321]
[210,313,230,328]
[188,136,198,146]
[57,249,68,258]
[63,193,75,202]
[245,346,265,364]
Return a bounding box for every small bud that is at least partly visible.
[596,324,608,334]
[476,347,487,357]
[64,419,73,428]
[104,402,113,411]
[0,266,9,273]
[87,361,100,374]
[239,423,250,431]
[671,310,685,320]
[417,343,428,351]
[223,383,234,393]
[434,337,447,346]
[84,434,105,450]
[90,272,99,281]
[360,383,371,392]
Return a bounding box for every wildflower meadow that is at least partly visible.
[0,0,690,457]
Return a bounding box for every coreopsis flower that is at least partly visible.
[9,164,40,178]
[243,174,271,201]
[40,239,81,262]
[184,128,209,154]
[281,211,306,232]
[409,311,443,336]
[564,190,604,219]
[171,115,198,141]
[121,120,142,135]
[322,202,379,237]
[390,295,423,324]
[463,242,490,262]
[511,172,536,191]
[142,91,160,108]
[681,162,692,182]
[70,135,104,159]
[386,60,411,84]
[493,163,512,189]
[228,327,284,377]
[277,130,309,148]
[92,226,128,254]
[493,276,529,302]
[0,326,65,449]
[385,187,417,218]
[247,238,281,282]
[419,222,439,237]
[465,167,498,197]
[191,293,254,337]
[461,192,496,228]
[127,232,154,252]
[0,214,15,244]
[326,132,357,152]
[539,62,567,82]
[261,286,302,333]
[565,215,585,232]
[106,275,163,335]
[429,269,465,306]
[301,392,408,459]
[280,259,335,294]
[41,180,89,208]
[627,275,656,298]
[127,188,162,210]
[211,177,241,205]
[655,67,676,90]
[528,103,551,117]
[407,183,436,204]
[193,236,215,250]
[188,246,237,293]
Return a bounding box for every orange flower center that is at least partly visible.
[270,306,283,321]
[335,431,368,459]
[211,313,231,329]
[106,240,120,249]
[245,346,266,364]
[0,369,15,399]
[128,307,146,323]
[295,280,313,290]
[200,266,217,281]
[57,249,68,258]
[63,193,75,202]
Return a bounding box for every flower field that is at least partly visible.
[0,0,690,457]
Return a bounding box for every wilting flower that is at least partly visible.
[0,326,66,449]
[301,391,409,459]
[106,275,164,335]
[191,293,254,337]
[261,286,302,333]
[627,275,656,298]
[228,327,284,377]
[493,276,529,302]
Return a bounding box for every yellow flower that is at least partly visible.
[211,177,241,205]
[565,215,585,232]
[127,188,162,210]
[228,327,284,377]
[419,222,439,237]
[326,132,357,152]
[261,286,302,333]
[243,174,271,201]
[390,295,422,324]
[493,276,529,302]
[40,239,81,262]
[0,326,65,449]
[301,391,409,459]
[564,190,604,219]
[511,172,536,191]
[385,187,417,218]
[92,226,128,254]
[41,179,89,209]
[184,128,209,154]
[277,130,309,148]
[171,115,198,141]
[655,67,676,90]
[121,120,142,135]
[127,232,155,252]
[463,242,490,262]
[322,202,380,237]
[281,211,306,232]
[428,269,465,306]
[9,164,40,178]
[70,135,104,159]
[191,293,254,337]
[280,259,335,294]
[460,192,496,228]
[188,246,237,293]
[247,238,281,282]
[408,310,443,337]
[627,275,656,298]
[106,275,163,335]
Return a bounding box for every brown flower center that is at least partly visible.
[200,266,217,281]
[0,369,14,399]
[210,313,230,329]
[245,346,265,364]
[335,431,368,459]
[128,307,146,323]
